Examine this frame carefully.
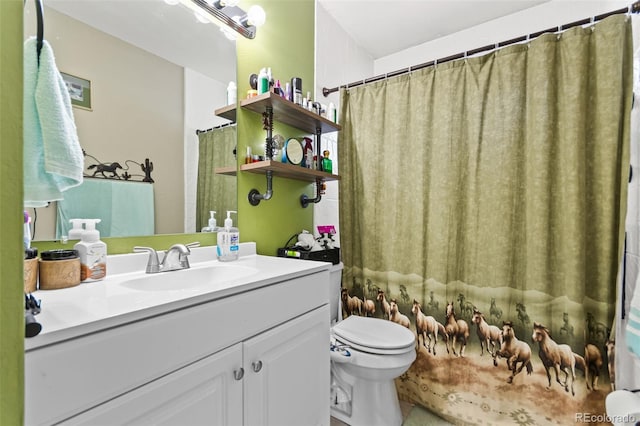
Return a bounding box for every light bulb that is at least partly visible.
[246,5,266,27]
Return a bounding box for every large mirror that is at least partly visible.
[23,0,237,241]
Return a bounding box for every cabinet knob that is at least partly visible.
[233,368,244,380]
[252,360,263,373]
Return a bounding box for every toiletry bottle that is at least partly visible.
[328,102,337,122]
[23,211,31,251]
[291,77,302,105]
[227,81,237,105]
[258,68,269,95]
[68,219,84,240]
[267,67,273,89]
[208,211,218,232]
[74,219,107,282]
[217,211,239,262]
[322,150,333,174]
[303,138,313,169]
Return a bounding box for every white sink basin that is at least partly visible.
[120,264,260,292]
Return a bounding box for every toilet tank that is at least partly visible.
[330,262,344,323]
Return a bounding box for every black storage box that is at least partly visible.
[276,247,340,265]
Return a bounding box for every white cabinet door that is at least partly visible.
[243,305,330,426]
[61,343,243,426]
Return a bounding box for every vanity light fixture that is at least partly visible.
[173,0,266,39]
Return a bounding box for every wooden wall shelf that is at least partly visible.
[240,92,341,134]
[214,104,236,122]
[214,166,237,176]
[241,160,339,182]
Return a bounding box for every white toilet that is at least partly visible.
[328,264,416,426]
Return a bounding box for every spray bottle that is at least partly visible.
[74,219,107,282]
[216,211,239,261]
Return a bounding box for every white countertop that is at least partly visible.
[26,243,331,351]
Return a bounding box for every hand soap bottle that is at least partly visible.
[208,211,218,232]
[74,219,107,282]
[217,211,239,261]
[68,219,84,240]
[201,211,217,232]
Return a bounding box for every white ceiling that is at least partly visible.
[42,0,551,82]
[318,0,551,59]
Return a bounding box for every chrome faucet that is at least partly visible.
[134,242,200,274]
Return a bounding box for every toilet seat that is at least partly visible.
[332,316,415,355]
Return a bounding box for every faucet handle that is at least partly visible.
[185,242,200,249]
[133,246,160,273]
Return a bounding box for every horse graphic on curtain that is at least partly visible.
[338,15,632,425]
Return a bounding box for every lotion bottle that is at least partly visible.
[74,219,107,282]
[217,211,239,261]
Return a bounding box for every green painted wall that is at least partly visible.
[1,1,25,424]
[237,0,316,256]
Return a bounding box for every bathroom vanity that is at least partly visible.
[24,243,330,426]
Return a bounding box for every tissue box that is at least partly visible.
[277,247,340,265]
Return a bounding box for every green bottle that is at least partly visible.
[322,150,332,174]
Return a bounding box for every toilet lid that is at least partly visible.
[332,316,415,354]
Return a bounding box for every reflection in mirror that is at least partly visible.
[23,0,237,241]
[196,123,237,232]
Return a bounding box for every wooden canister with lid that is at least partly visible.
[24,257,38,293]
[39,250,81,290]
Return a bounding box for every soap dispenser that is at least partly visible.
[74,219,107,282]
[68,219,84,240]
[208,211,218,232]
[201,211,217,232]
[216,211,239,261]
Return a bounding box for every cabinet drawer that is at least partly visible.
[25,270,329,425]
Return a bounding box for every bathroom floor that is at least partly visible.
[330,400,454,426]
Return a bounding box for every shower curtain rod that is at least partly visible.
[322,1,640,97]
[196,122,236,134]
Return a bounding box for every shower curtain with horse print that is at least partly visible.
[338,15,632,425]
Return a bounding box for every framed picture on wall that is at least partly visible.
[61,72,92,111]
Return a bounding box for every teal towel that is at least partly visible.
[56,179,155,238]
[24,37,83,208]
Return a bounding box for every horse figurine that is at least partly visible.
[495,321,533,383]
[411,299,439,355]
[471,309,502,358]
[88,162,122,179]
[531,322,576,395]
[444,302,469,357]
